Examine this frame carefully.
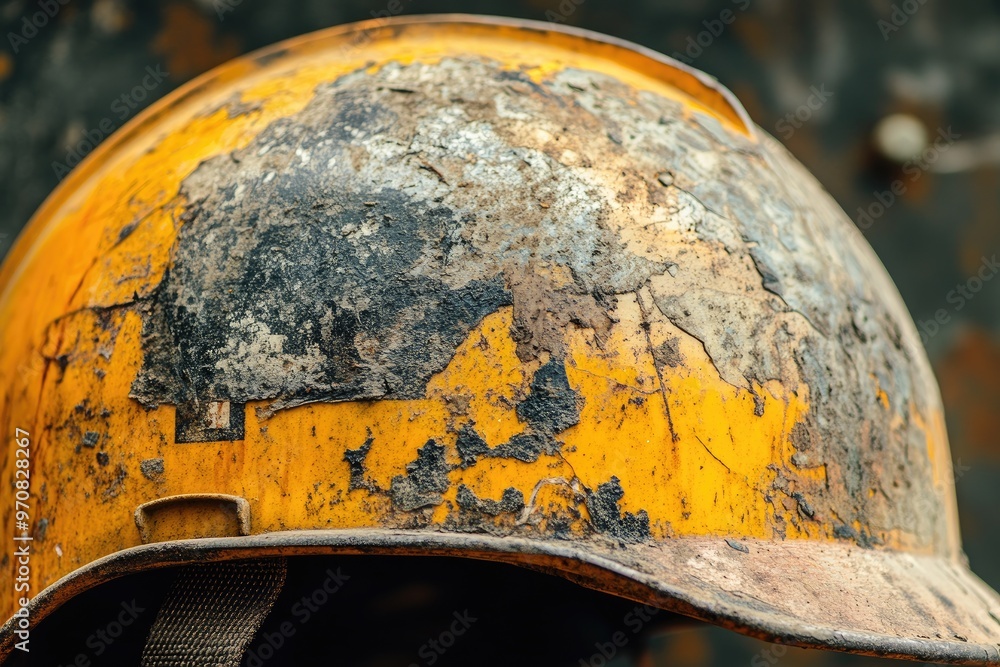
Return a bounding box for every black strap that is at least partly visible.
[140,559,286,667]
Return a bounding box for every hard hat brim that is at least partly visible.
[2,530,998,664]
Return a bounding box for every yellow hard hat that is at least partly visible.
[1,14,998,665]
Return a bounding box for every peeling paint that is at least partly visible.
[390,440,450,511]
[586,477,651,543]
[140,458,165,482]
[456,485,525,517]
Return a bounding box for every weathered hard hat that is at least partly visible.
[1,14,998,665]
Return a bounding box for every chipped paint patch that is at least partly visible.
[586,477,651,542]
[140,458,165,481]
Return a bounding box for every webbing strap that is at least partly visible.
[140,559,286,667]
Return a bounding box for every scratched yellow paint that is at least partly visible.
[10,298,811,609]
[425,310,530,449]
[559,294,818,539]
[0,18,949,622]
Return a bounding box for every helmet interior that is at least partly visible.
[13,555,693,666]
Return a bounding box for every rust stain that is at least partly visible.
[0,53,13,82]
[937,326,1000,463]
[961,167,1000,274]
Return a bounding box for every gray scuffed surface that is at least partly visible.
[515,358,581,433]
[343,432,374,491]
[130,58,671,418]
[586,477,652,543]
[139,458,165,482]
[389,440,450,511]
[456,485,526,517]
[126,55,948,552]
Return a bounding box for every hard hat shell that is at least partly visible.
[1,14,998,664]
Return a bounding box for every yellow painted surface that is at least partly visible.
[4,300,816,602]
[138,498,246,543]
[0,18,952,622]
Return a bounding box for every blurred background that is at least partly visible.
[1,0,998,664]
